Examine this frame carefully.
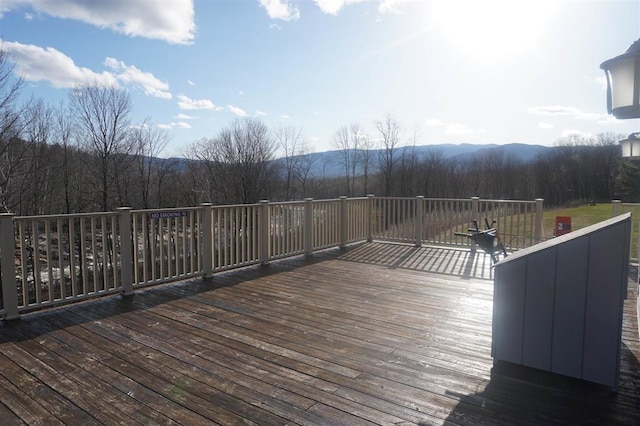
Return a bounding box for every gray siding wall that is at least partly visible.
[492,213,631,388]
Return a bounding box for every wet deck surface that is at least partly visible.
[0,242,638,425]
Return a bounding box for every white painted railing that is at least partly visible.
[8,211,123,317]
[0,196,544,319]
[131,207,203,288]
[369,196,542,249]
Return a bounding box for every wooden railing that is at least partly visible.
[0,196,544,319]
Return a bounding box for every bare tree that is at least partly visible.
[333,124,361,196]
[186,118,276,204]
[274,124,306,200]
[18,99,54,214]
[53,101,86,213]
[130,120,170,208]
[351,124,374,196]
[0,47,33,212]
[183,137,219,204]
[295,152,321,197]
[376,113,402,196]
[69,83,133,210]
[397,128,420,196]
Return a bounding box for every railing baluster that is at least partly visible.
[17,221,28,306]
[0,214,19,320]
[118,208,133,296]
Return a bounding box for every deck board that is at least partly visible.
[1,242,639,425]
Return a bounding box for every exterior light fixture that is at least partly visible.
[619,132,640,159]
[600,39,640,120]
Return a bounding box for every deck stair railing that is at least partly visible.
[0,196,543,319]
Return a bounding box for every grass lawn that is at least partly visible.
[541,203,617,239]
[542,202,638,259]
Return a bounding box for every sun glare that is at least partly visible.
[429,0,560,60]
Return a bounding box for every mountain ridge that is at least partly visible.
[166,142,551,178]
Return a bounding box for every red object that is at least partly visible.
[554,216,572,236]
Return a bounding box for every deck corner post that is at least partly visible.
[339,196,348,249]
[415,196,424,247]
[260,200,270,265]
[200,203,213,279]
[305,198,314,256]
[367,194,375,242]
[534,198,544,243]
[117,207,134,296]
[0,213,20,320]
[471,197,480,253]
[612,199,621,217]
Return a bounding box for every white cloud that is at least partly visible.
[424,118,444,127]
[104,57,171,99]
[377,0,408,14]
[175,113,195,120]
[256,110,267,116]
[187,79,195,86]
[445,123,474,136]
[3,42,173,98]
[537,122,554,129]
[528,105,580,116]
[228,104,247,117]
[3,41,116,87]
[259,0,300,21]
[423,117,485,137]
[178,94,222,110]
[281,114,291,119]
[529,105,611,123]
[2,0,195,44]
[158,122,191,129]
[314,0,355,15]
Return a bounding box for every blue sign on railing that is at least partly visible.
[148,211,188,219]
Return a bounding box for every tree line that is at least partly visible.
[0,49,632,216]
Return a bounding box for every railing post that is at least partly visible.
[305,198,314,256]
[415,196,424,247]
[367,194,375,242]
[340,196,348,249]
[260,200,270,265]
[200,203,213,279]
[612,199,621,217]
[0,213,19,320]
[471,197,479,253]
[534,198,544,243]
[117,207,134,296]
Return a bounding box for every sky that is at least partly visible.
[1,0,640,157]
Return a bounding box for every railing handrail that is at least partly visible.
[1,196,545,320]
[130,206,203,214]
[14,211,120,221]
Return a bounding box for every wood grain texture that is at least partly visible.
[0,242,638,425]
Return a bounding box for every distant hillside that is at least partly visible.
[168,143,551,179]
[271,143,550,178]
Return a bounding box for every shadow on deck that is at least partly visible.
[339,242,497,280]
[0,242,637,425]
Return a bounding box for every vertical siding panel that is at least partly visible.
[493,260,526,364]
[522,250,556,370]
[551,238,588,377]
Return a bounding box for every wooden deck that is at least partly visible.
[1,242,638,425]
